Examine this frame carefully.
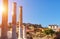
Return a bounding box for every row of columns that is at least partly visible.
[1,0,26,39]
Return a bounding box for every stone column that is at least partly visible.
[18,6,23,39]
[12,2,17,39]
[1,0,8,39]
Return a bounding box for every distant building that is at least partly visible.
[48,24,59,32]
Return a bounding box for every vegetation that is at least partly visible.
[43,29,55,39]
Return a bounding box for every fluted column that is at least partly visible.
[1,0,8,39]
[12,2,17,39]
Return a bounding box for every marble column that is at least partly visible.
[18,6,23,39]
[12,2,17,39]
[1,0,8,39]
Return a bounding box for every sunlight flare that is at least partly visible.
[0,4,5,13]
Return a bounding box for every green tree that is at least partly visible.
[43,29,55,39]
[49,29,55,36]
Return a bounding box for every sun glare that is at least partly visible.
[0,4,5,16]
[0,5,5,12]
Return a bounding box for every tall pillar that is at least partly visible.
[20,6,23,28]
[12,2,17,39]
[1,0,8,39]
[18,6,23,39]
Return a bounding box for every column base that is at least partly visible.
[18,37,23,39]
[23,38,27,39]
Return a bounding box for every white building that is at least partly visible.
[48,24,59,32]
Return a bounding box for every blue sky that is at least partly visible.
[0,0,60,27]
